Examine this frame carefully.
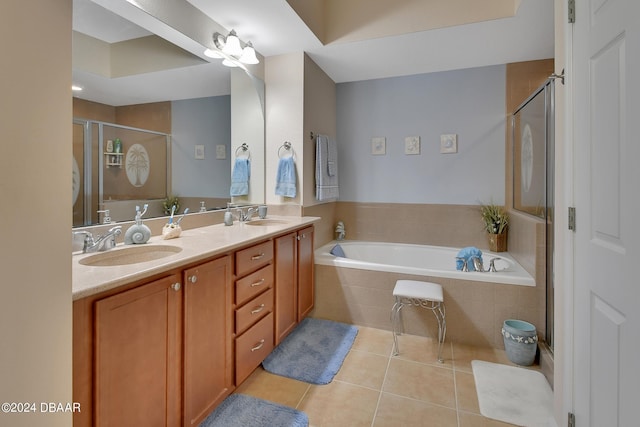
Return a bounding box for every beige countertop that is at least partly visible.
[72,216,319,300]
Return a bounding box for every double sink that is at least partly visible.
[77,218,291,267]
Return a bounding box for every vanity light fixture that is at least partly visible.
[204,30,259,67]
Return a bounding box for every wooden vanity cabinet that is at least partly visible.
[183,255,233,427]
[94,274,183,427]
[297,226,315,320]
[274,225,315,344]
[233,241,275,384]
[73,223,316,427]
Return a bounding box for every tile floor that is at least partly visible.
[237,326,542,426]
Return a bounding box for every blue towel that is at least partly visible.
[230,158,250,196]
[330,244,346,258]
[456,247,483,271]
[275,156,297,198]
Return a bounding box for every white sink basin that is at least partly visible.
[245,219,290,226]
[79,245,182,267]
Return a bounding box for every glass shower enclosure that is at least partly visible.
[512,80,555,350]
[73,119,171,227]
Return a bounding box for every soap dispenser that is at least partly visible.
[124,204,151,244]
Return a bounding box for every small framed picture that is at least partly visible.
[195,144,205,159]
[404,136,420,155]
[440,134,458,154]
[371,137,386,155]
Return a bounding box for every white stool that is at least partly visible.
[391,280,446,363]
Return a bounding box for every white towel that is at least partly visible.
[315,134,339,201]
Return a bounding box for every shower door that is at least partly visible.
[512,80,555,350]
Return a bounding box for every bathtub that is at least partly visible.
[315,240,534,287]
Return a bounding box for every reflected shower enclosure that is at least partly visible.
[73,120,171,227]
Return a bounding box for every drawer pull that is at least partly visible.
[251,253,265,260]
[251,339,265,352]
[251,304,265,314]
[250,278,265,287]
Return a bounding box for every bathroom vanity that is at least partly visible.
[72,217,317,427]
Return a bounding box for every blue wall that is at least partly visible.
[171,96,231,198]
[337,64,506,205]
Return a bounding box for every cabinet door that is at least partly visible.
[95,274,182,427]
[274,232,297,344]
[183,256,233,426]
[297,226,315,320]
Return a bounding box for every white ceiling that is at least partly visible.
[72,0,554,106]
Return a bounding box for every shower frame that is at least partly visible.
[511,79,555,351]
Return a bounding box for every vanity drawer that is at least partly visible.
[235,240,273,277]
[235,288,273,335]
[235,312,274,384]
[235,264,273,305]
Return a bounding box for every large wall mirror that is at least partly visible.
[72,0,265,227]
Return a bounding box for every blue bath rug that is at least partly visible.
[199,394,308,427]
[262,317,358,385]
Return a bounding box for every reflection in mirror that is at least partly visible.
[72,0,265,227]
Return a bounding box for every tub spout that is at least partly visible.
[470,256,484,272]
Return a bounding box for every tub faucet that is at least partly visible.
[470,256,484,272]
[488,257,501,272]
[456,257,469,272]
[74,226,122,253]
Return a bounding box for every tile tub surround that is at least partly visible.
[313,264,544,350]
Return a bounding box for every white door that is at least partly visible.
[572,0,640,425]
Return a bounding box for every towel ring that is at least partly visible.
[235,143,250,158]
[278,141,294,158]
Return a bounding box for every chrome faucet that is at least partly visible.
[487,257,501,272]
[236,206,257,222]
[74,226,122,253]
[456,257,469,272]
[470,256,484,272]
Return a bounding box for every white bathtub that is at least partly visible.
[315,240,534,286]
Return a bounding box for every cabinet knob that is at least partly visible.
[251,339,265,352]
[189,275,197,284]
[171,282,181,291]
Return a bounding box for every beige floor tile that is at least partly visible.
[335,349,389,390]
[383,358,456,408]
[393,334,454,368]
[373,392,458,427]
[351,326,394,356]
[299,381,380,427]
[235,367,310,408]
[458,411,520,426]
[452,343,514,373]
[455,371,480,414]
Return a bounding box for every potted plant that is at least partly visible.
[163,196,180,216]
[480,203,509,252]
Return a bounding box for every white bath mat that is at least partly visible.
[471,360,553,427]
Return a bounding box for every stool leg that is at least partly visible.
[432,302,446,363]
[391,297,402,356]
